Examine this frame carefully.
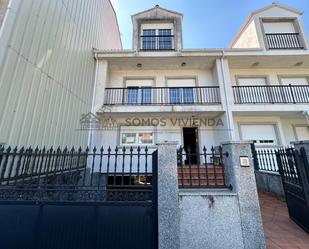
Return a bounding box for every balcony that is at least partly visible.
[140,35,175,51]
[265,33,304,49]
[233,85,309,104]
[104,87,221,105]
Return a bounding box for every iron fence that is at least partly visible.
[177,146,228,188]
[233,84,309,104]
[104,86,221,105]
[140,34,174,51]
[251,143,295,173]
[0,146,155,201]
[265,33,303,49]
[276,147,299,184]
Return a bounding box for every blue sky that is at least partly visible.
[110,0,309,49]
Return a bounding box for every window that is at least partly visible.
[183,88,194,104]
[141,87,152,104]
[142,29,156,50]
[121,133,137,144]
[127,87,139,104]
[262,21,303,49]
[127,87,152,104]
[169,88,181,104]
[141,29,173,50]
[139,133,153,144]
[169,87,194,104]
[121,132,154,145]
[158,29,172,50]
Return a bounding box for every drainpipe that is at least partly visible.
[220,51,235,140]
[87,51,100,148]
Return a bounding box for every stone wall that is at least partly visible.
[179,190,244,249]
[255,171,284,197]
[157,141,266,249]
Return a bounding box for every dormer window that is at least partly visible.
[263,20,304,49]
[132,5,183,51]
[141,28,174,51]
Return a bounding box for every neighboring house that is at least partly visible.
[0,0,122,147]
[91,3,309,153]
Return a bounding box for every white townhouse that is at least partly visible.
[90,3,309,153]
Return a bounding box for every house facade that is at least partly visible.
[90,3,309,155]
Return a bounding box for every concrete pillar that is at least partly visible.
[222,141,266,249]
[215,58,235,140]
[91,59,109,113]
[157,141,180,249]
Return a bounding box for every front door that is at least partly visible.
[183,127,199,164]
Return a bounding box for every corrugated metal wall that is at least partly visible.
[0,0,122,147]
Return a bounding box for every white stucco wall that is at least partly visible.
[90,115,228,151]
[230,68,309,85]
[233,115,308,145]
[0,0,121,147]
[233,21,260,49]
[108,68,216,88]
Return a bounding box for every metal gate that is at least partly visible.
[276,147,309,233]
[0,146,158,249]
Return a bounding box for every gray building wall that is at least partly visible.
[0,0,121,147]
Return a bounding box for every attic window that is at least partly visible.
[263,21,303,49]
[141,29,174,50]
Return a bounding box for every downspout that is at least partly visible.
[87,51,100,147]
[219,51,234,140]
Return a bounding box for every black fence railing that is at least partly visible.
[233,84,309,104]
[276,147,299,183]
[265,33,303,49]
[251,143,294,173]
[177,146,228,188]
[276,146,309,233]
[140,35,174,51]
[104,87,221,105]
[0,146,155,202]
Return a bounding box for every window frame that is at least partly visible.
[120,130,155,146]
[126,86,153,104]
[259,17,305,50]
[141,28,173,50]
[169,87,195,104]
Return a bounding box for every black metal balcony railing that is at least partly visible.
[265,33,304,49]
[104,87,221,105]
[140,35,174,50]
[233,84,309,104]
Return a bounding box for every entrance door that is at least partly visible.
[183,127,199,164]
